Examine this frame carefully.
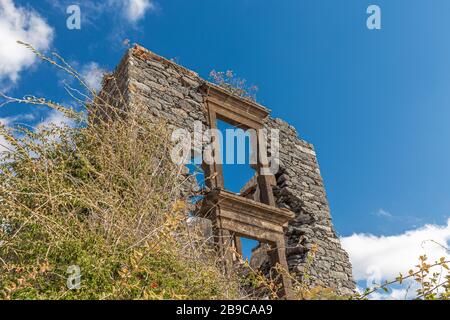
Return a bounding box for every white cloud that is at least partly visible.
[48,0,156,24]
[81,62,106,92]
[0,134,12,153]
[360,285,418,300]
[0,0,54,90]
[374,208,393,218]
[0,113,35,126]
[341,219,450,299]
[0,110,75,155]
[37,110,74,129]
[124,0,155,22]
[342,219,450,282]
[0,113,35,154]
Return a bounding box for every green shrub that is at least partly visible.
[0,44,240,300]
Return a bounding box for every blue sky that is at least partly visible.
[1,0,450,296]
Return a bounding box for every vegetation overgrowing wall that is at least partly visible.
[114,45,356,295]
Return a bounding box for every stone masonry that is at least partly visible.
[99,45,355,296]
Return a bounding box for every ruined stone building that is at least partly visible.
[100,45,355,297]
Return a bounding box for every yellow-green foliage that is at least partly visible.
[357,255,450,300]
[0,112,239,299]
[4,43,447,301]
[0,45,239,300]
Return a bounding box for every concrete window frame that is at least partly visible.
[198,83,294,299]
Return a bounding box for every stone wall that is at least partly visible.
[129,46,207,133]
[265,118,354,295]
[101,45,355,296]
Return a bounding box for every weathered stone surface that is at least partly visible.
[265,117,355,295]
[99,44,355,297]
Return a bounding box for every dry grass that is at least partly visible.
[0,44,242,300]
[4,43,446,301]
